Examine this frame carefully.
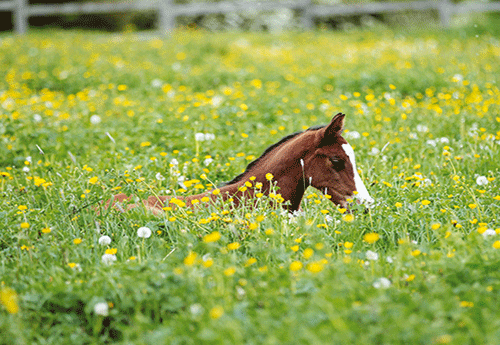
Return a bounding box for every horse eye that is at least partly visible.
[330,158,345,170]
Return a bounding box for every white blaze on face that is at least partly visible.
[341,143,374,205]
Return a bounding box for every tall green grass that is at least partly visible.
[1,27,499,344]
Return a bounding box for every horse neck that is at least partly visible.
[221,132,313,211]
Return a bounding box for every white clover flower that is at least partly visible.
[283,210,304,224]
[204,158,213,166]
[26,156,32,163]
[137,226,152,239]
[369,147,380,156]
[438,137,450,144]
[236,286,246,298]
[373,277,391,289]
[452,74,463,82]
[422,179,432,187]
[426,139,437,147]
[319,103,329,112]
[210,96,223,107]
[98,235,112,246]
[366,250,379,261]
[195,133,205,141]
[33,114,42,122]
[151,79,163,88]
[22,166,30,173]
[476,176,488,186]
[177,175,187,189]
[170,158,179,166]
[204,133,215,141]
[190,303,204,316]
[94,302,109,316]
[482,229,496,237]
[416,124,428,133]
[386,256,393,263]
[90,115,101,125]
[468,123,479,137]
[345,131,360,139]
[156,172,166,181]
[101,254,117,265]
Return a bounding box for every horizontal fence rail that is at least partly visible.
[5,0,500,34]
[0,1,16,10]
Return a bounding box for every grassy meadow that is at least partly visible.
[1,26,500,344]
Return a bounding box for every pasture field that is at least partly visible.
[1,26,500,344]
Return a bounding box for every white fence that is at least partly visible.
[4,0,500,34]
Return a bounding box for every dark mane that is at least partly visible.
[223,125,325,185]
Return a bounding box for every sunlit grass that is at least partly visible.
[0,27,499,343]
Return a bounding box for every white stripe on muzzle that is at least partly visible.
[341,143,374,205]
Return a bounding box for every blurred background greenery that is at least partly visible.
[1,0,499,34]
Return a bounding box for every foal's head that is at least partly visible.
[303,113,374,208]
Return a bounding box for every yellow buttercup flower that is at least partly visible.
[227,242,240,250]
[209,305,224,319]
[290,261,303,271]
[203,231,221,243]
[0,288,19,314]
[363,233,380,244]
[184,252,197,266]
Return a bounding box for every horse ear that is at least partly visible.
[323,113,345,138]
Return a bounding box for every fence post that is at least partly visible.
[14,0,29,34]
[158,0,175,33]
[300,0,313,29]
[438,0,452,27]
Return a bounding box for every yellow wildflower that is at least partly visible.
[227,242,240,250]
[342,214,354,222]
[245,258,257,267]
[224,267,236,276]
[0,288,19,314]
[203,231,221,243]
[209,305,224,319]
[306,262,324,273]
[184,251,197,266]
[303,248,314,259]
[363,233,380,244]
[290,261,303,271]
[431,223,441,230]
